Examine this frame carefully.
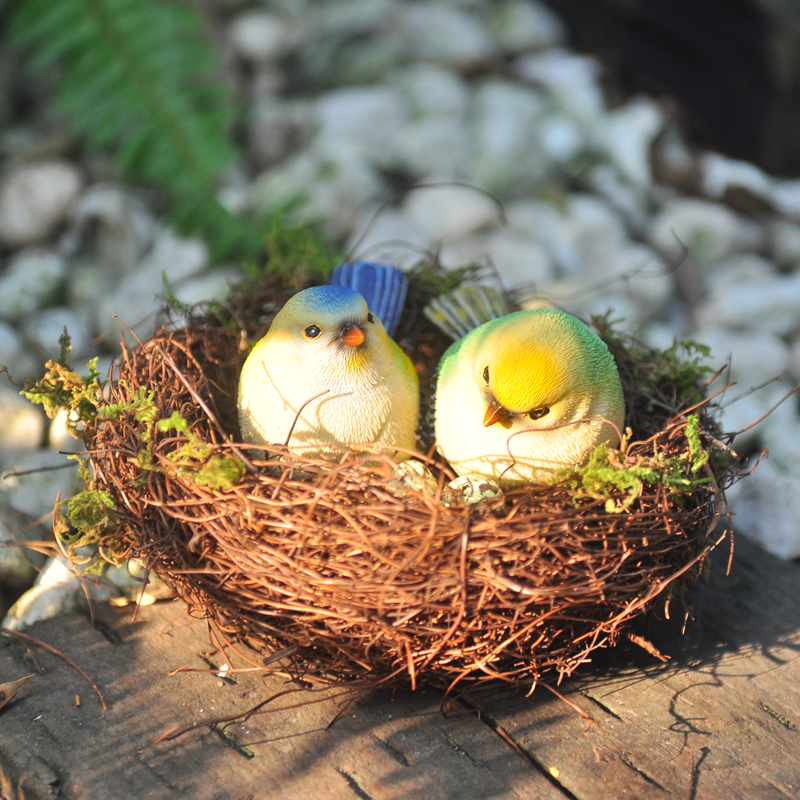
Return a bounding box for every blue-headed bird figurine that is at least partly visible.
[238,264,418,461]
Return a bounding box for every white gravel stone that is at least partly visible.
[402,184,500,243]
[0,161,84,247]
[391,64,470,120]
[769,218,800,268]
[770,179,800,220]
[399,3,498,69]
[0,248,67,322]
[173,268,242,307]
[21,306,91,360]
[140,228,209,285]
[576,242,674,320]
[789,337,800,382]
[0,505,50,595]
[488,0,566,54]
[700,152,774,201]
[759,392,800,467]
[229,11,295,63]
[48,408,75,451]
[66,260,120,315]
[536,113,585,164]
[0,321,39,380]
[649,198,764,264]
[702,253,776,297]
[344,208,428,266]
[594,97,664,187]
[0,449,79,519]
[695,272,800,338]
[548,194,628,277]
[439,230,554,289]
[585,164,649,230]
[471,80,548,192]
[248,97,315,170]
[96,229,209,345]
[306,0,392,38]
[315,86,409,163]
[61,183,156,274]
[253,150,384,239]
[2,562,83,630]
[505,199,565,247]
[694,327,790,390]
[726,457,800,560]
[515,49,604,129]
[390,116,472,180]
[715,380,793,454]
[0,384,45,451]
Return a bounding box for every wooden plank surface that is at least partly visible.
[1,533,799,800]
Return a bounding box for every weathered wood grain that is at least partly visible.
[1,533,798,800]
[0,600,564,800]
[478,534,800,799]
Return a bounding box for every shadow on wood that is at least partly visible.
[0,533,798,800]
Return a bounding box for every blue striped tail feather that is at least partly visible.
[330,261,408,338]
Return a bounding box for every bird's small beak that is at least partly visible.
[483,398,512,427]
[340,323,366,347]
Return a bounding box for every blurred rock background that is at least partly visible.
[2,0,800,624]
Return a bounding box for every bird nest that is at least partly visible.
[58,277,732,694]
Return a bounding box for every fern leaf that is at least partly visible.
[8,0,263,261]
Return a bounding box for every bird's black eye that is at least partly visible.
[528,407,550,420]
[482,366,489,384]
[367,312,375,324]
[304,324,321,339]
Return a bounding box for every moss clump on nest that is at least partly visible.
[32,269,734,696]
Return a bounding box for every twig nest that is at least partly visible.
[47,283,734,693]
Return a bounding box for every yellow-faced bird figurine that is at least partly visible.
[430,288,625,487]
[238,281,419,461]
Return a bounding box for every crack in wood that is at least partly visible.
[457,699,579,799]
[371,734,410,766]
[337,768,374,800]
[445,735,479,765]
[760,702,799,733]
[581,692,622,721]
[210,723,254,759]
[620,753,666,791]
[88,618,123,645]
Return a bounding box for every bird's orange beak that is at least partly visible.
[483,398,512,427]
[340,323,366,347]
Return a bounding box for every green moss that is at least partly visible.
[554,430,710,514]
[193,454,246,490]
[98,385,159,468]
[158,411,245,490]
[405,260,485,305]
[685,413,710,474]
[20,333,103,436]
[243,214,338,287]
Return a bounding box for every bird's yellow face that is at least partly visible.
[474,314,581,429]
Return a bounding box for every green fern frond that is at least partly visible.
[8,0,263,261]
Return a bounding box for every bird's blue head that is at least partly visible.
[267,284,388,357]
[291,284,365,318]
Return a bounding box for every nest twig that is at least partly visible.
[82,288,732,693]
